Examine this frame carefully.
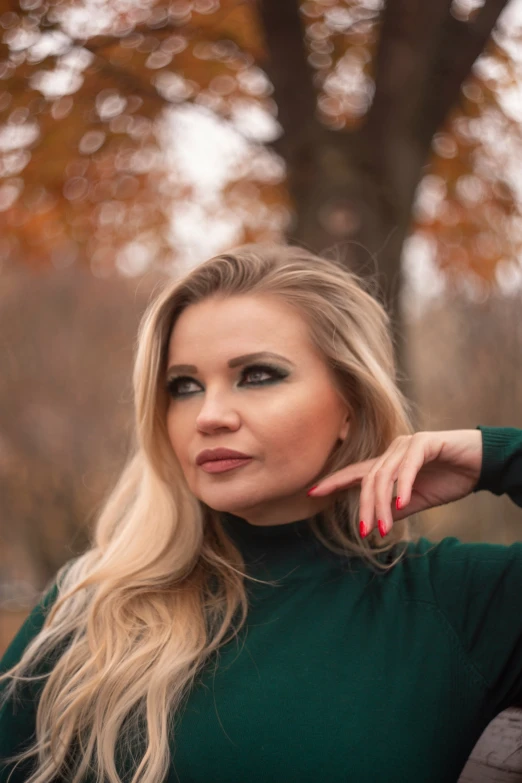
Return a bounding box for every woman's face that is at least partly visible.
[165,294,350,526]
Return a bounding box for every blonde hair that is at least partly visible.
[0,242,420,783]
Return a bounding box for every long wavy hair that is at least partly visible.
[0,242,420,783]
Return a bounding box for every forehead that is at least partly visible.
[167,294,312,360]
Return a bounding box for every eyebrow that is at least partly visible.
[166,352,295,378]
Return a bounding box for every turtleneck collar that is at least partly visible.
[221,511,316,542]
[219,511,344,585]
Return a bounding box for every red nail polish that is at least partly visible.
[378,520,387,537]
[396,497,401,510]
[307,485,318,496]
[359,521,367,538]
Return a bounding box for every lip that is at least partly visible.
[196,447,252,466]
[199,458,253,474]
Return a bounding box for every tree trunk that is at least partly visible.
[257,0,510,406]
[257,0,414,398]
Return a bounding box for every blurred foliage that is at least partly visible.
[415,34,522,287]
[0,0,289,275]
[0,0,520,284]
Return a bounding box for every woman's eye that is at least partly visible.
[243,367,271,384]
[168,378,199,396]
[166,364,286,399]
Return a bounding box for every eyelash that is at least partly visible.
[166,364,289,399]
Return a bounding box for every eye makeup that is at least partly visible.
[166,363,290,399]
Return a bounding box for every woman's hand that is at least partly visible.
[307,429,483,538]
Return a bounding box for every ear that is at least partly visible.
[338,414,350,443]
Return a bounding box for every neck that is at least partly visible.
[223,494,337,527]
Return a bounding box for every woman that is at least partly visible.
[1,242,521,783]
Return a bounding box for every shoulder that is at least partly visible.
[0,573,67,678]
[378,534,522,604]
[401,534,522,576]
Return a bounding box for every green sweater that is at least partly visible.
[2,426,522,783]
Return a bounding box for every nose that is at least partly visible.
[195,391,241,433]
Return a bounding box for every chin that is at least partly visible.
[199,489,267,516]
[202,498,258,515]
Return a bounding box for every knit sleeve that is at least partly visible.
[0,582,60,782]
[426,536,522,716]
[424,426,522,716]
[472,426,522,507]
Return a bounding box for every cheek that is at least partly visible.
[166,410,188,464]
[265,390,342,464]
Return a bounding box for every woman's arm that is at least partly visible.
[473,426,522,508]
[307,426,522,536]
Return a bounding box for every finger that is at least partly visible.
[358,467,380,536]
[359,442,407,536]
[307,458,378,496]
[391,489,432,521]
[394,437,431,512]
[373,442,410,536]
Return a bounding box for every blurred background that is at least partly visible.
[1,0,522,653]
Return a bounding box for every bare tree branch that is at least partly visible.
[361,0,508,216]
[363,0,453,208]
[419,0,510,147]
[256,0,325,217]
[366,0,453,134]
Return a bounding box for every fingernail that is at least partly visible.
[396,497,401,510]
[378,520,387,537]
[359,521,367,538]
[307,485,318,496]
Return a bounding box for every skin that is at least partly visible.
[309,429,483,537]
[165,293,351,527]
